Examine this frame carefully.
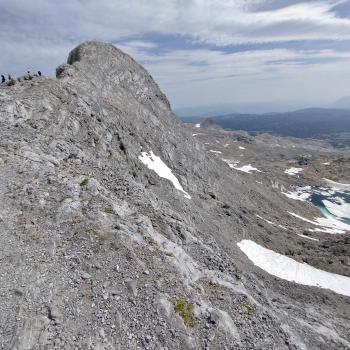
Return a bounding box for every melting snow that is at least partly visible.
[222,159,240,168]
[289,212,349,234]
[139,151,191,199]
[237,239,350,297]
[256,215,287,230]
[296,234,319,241]
[234,164,261,174]
[222,158,260,173]
[256,214,275,226]
[323,178,350,191]
[285,167,303,176]
[322,200,350,220]
[283,191,311,202]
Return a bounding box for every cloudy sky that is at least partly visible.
[1,0,350,110]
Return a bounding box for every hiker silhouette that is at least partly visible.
[1,75,5,83]
[38,71,42,76]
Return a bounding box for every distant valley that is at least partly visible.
[182,108,350,148]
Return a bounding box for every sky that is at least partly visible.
[1,0,350,111]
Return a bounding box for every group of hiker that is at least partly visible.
[1,71,42,84]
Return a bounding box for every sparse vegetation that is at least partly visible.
[240,300,256,317]
[103,207,113,214]
[232,265,243,280]
[208,283,222,290]
[80,178,89,187]
[172,299,196,327]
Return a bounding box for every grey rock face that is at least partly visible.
[0,41,349,350]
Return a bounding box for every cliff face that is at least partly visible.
[0,42,349,350]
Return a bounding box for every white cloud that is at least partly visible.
[116,41,350,107]
[1,0,350,107]
[2,1,350,47]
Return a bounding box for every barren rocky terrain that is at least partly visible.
[0,42,349,350]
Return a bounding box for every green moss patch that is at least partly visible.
[172,299,196,327]
[103,207,114,214]
[80,178,89,187]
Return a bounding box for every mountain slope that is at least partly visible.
[0,42,349,350]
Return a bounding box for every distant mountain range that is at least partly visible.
[176,96,350,119]
[188,108,350,145]
[175,100,314,118]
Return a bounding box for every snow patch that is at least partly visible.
[289,212,349,234]
[296,234,319,241]
[195,123,201,128]
[284,167,303,176]
[209,150,222,154]
[322,200,350,220]
[238,239,350,297]
[323,178,350,190]
[139,151,191,199]
[233,164,261,174]
[221,159,240,168]
[283,191,311,202]
[256,214,287,230]
[239,146,245,150]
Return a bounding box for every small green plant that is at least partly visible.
[173,299,196,327]
[104,207,114,214]
[208,283,222,290]
[80,178,89,187]
[232,265,243,280]
[240,301,256,317]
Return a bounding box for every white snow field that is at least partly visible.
[284,167,303,176]
[238,239,350,297]
[139,151,191,199]
[322,200,350,220]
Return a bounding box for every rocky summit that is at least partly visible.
[0,42,349,350]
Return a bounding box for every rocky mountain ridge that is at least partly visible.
[0,42,349,350]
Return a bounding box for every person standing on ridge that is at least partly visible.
[1,75,5,83]
[38,71,42,76]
